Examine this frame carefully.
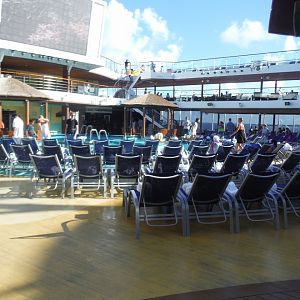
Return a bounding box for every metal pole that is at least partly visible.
[123,107,127,137]
[272,114,276,133]
[143,107,146,138]
[199,111,203,134]
[25,99,30,125]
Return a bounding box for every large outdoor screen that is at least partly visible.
[0,0,93,55]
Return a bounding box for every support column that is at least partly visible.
[201,83,204,100]
[154,83,157,94]
[172,86,175,99]
[129,109,132,135]
[260,77,264,93]
[0,51,5,74]
[218,83,221,97]
[272,114,276,133]
[151,109,154,133]
[25,99,30,125]
[167,109,170,130]
[217,113,220,127]
[123,107,127,136]
[63,64,74,93]
[45,101,49,119]
[258,113,262,130]
[0,102,3,134]
[199,111,203,134]
[274,80,278,93]
[142,107,146,138]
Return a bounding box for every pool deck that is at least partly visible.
[0,177,300,300]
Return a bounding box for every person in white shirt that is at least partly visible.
[192,118,199,137]
[12,114,24,144]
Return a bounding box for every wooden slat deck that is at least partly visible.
[0,177,300,300]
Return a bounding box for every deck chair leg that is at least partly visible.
[228,200,234,234]
[183,202,190,236]
[280,196,288,229]
[103,178,107,198]
[273,200,280,230]
[61,180,65,199]
[111,181,114,199]
[70,177,74,199]
[9,163,13,177]
[234,201,240,233]
[135,207,140,239]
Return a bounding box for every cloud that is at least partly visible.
[284,36,298,51]
[101,0,182,66]
[220,19,276,47]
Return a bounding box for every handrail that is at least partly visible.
[100,49,300,75]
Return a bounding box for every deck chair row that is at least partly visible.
[124,170,300,239]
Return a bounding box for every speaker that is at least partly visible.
[285,101,291,106]
[294,1,300,35]
[268,0,300,36]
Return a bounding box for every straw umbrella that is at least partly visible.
[123,93,178,137]
[0,77,50,125]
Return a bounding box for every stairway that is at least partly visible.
[133,108,164,129]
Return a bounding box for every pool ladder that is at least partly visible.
[99,129,108,141]
[89,129,108,141]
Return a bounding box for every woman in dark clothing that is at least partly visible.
[232,117,246,152]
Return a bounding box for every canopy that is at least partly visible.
[0,77,50,100]
[123,93,178,109]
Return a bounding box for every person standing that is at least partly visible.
[65,111,79,140]
[232,117,246,152]
[192,118,199,138]
[217,121,225,137]
[225,118,235,136]
[259,124,270,144]
[12,114,24,144]
[26,119,37,138]
[38,115,51,139]
[124,59,130,74]
[183,117,191,136]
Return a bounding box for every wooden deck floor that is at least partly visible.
[0,177,300,300]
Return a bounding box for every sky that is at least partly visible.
[101,0,300,64]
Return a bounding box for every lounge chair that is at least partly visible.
[229,171,280,232]
[125,173,186,239]
[30,154,74,199]
[179,173,234,234]
[111,154,142,198]
[73,155,106,197]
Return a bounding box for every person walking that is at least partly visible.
[232,117,246,152]
[65,111,79,140]
[12,114,24,144]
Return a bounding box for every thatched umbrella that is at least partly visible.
[0,77,49,100]
[123,93,178,137]
[0,77,50,125]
